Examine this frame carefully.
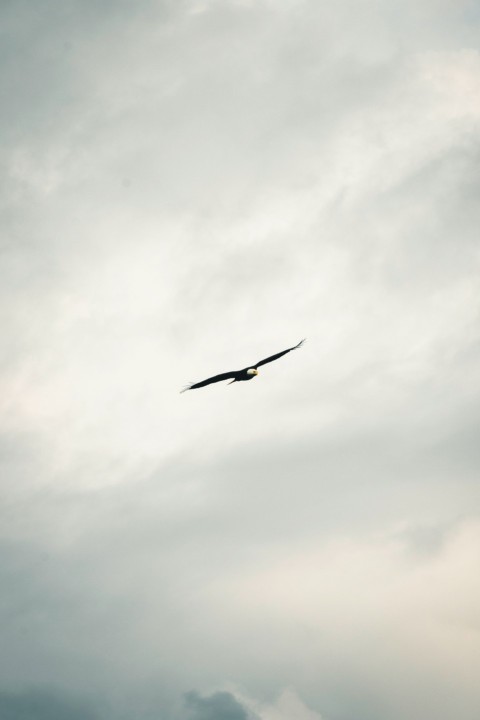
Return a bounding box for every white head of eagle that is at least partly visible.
[247,368,258,376]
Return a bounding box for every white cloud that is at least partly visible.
[198,519,480,719]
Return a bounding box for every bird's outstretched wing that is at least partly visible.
[253,339,305,369]
[180,370,237,393]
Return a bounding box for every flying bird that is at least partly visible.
[181,339,305,393]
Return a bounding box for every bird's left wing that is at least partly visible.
[253,339,305,369]
[180,370,237,392]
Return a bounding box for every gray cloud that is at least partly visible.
[0,689,97,720]
[184,691,255,720]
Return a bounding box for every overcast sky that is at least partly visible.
[1,1,480,718]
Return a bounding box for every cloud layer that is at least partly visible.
[1,1,480,718]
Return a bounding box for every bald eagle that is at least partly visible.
[181,339,305,393]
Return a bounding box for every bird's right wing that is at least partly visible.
[253,339,305,369]
[180,371,237,392]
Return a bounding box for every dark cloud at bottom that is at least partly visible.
[0,687,259,720]
[184,690,254,720]
[0,689,98,720]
